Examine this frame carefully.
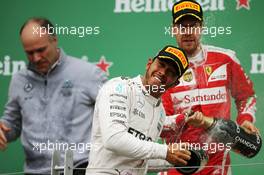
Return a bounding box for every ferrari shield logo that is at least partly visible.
[183,71,193,82]
[205,66,212,76]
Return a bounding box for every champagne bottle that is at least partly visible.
[176,149,208,175]
[205,117,262,158]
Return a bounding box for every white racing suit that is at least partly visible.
[86,75,169,175]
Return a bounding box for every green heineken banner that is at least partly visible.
[0,0,263,174]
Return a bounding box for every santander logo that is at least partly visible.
[171,86,227,107]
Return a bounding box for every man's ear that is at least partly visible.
[146,58,153,70]
[49,35,58,44]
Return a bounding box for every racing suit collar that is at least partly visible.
[189,44,207,67]
[133,75,162,107]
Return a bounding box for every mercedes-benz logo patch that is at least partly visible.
[24,83,33,92]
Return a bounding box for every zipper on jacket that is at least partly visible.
[44,79,48,99]
[147,104,156,136]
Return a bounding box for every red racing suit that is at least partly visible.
[161,45,256,175]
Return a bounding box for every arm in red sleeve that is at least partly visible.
[229,54,256,125]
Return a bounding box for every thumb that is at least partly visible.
[0,123,11,132]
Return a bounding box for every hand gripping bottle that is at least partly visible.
[176,148,208,175]
[205,117,262,158]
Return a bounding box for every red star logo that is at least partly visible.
[96,56,113,76]
[236,0,250,10]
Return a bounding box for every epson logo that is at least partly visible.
[114,0,225,13]
[235,136,257,151]
[128,127,152,141]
